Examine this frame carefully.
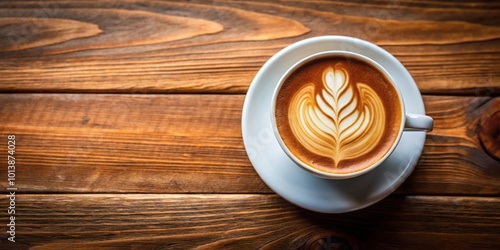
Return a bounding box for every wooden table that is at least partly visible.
[1,1,499,249]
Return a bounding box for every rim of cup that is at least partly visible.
[270,50,407,179]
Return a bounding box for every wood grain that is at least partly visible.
[1,94,498,195]
[0,0,498,94]
[0,17,102,52]
[0,194,498,249]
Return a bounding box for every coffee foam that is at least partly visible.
[275,56,402,174]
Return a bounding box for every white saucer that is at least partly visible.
[242,36,427,213]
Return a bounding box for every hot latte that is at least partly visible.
[274,55,403,174]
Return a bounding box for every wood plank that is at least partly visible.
[0,93,268,193]
[0,0,498,94]
[0,194,498,249]
[0,94,499,195]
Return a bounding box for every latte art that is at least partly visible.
[288,67,385,167]
[275,56,403,174]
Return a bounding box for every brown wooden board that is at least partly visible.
[0,1,498,94]
[0,94,498,195]
[0,194,498,249]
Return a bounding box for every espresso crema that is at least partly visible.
[275,56,403,174]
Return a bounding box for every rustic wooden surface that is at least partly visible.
[0,0,499,249]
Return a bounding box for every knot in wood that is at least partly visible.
[478,108,500,161]
[307,236,352,250]
[302,232,357,250]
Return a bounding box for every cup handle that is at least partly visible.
[404,114,434,131]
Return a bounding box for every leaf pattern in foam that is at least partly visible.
[289,67,385,168]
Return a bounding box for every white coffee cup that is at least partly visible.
[271,44,433,179]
